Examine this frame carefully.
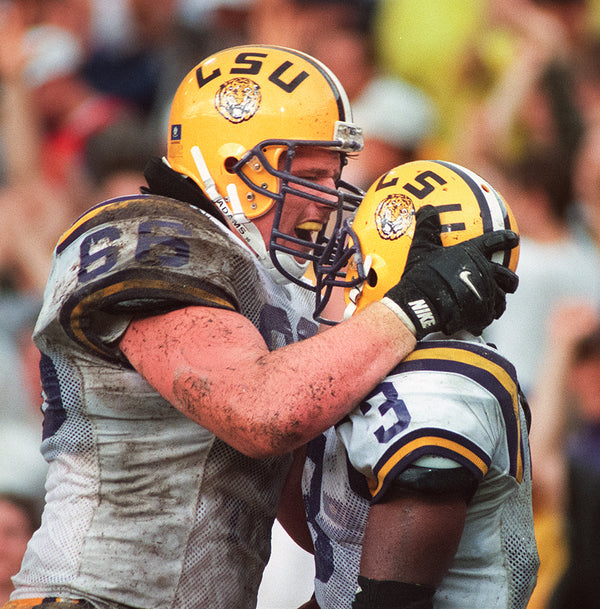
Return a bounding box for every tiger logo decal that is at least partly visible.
[375,193,415,240]
[215,77,261,123]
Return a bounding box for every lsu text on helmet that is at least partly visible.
[314,159,519,321]
[166,44,363,285]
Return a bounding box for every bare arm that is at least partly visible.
[359,489,468,587]
[0,3,44,185]
[459,0,571,170]
[120,301,415,458]
[0,4,83,294]
[528,301,599,512]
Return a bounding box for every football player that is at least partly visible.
[296,160,539,609]
[7,46,519,609]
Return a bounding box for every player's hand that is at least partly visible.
[382,205,519,339]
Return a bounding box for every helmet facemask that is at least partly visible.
[313,215,365,323]
[231,139,363,286]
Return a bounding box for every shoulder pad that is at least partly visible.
[396,338,526,482]
[44,195,262,362]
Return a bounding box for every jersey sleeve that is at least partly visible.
[34,194,264,362]
[335,339,525,503]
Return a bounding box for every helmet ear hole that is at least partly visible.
[366,267,378,288]
[224,157,238,174]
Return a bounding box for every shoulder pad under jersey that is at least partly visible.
[39,194,264,361]
[397,339,524,479]
[338,338,527,503]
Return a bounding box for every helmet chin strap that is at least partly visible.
[270,250,311,284]
[343,254,372,319]
[226,183,310,285]
[191,145,308,285]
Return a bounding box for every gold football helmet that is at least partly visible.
[315,159,519,320]
[166,44,363,284]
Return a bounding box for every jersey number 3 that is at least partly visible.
[361,381,411,443]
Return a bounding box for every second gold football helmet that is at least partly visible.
[166,44,363,284]
[315,159,519,320]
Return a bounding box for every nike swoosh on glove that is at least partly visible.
[382,205,519,339]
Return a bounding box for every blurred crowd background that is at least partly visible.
[1,1,600,608]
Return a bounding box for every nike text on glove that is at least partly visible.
[381,206,519,339]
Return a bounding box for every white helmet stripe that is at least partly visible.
[432,160,512,267]
[254,44,353,123]
[432,160,511,232]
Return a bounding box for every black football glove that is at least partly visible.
[382,205,519,339]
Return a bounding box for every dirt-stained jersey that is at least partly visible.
[303,334,539,609]
[12,194,319,609]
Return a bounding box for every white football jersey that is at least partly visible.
[12,194,319,609]
[303,334,539,609]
